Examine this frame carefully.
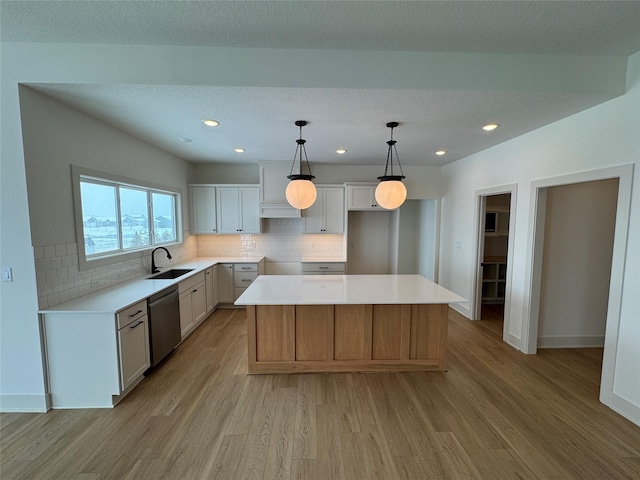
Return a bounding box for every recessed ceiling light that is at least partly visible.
[336,149,347,154]
[178,137,192,143]
[203,119,220,127]
[482,123,499,131]
[435,150,446,156]
[234,148,245,153]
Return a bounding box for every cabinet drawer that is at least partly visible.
[117,300,147,329]
[234,263,257,272]
[178,271,206,294]
[302,262,346,273]
[235,271,258,287]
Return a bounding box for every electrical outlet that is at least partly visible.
[456,241,462,249]
[91,279,101,288]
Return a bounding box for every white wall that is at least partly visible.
[417,199,439,281]
[439,52,640,424]
[538,179,618,348]
[19,87,197,311]
[396,201,419,274]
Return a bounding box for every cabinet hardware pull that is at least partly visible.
[319,266,329,269]
[242,267,250,269]
[242,279,251,282]
[193,289,198,293]
[128,309,143,317]
[129,320,144,329]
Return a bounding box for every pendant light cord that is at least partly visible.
[288,121,314,179]
[382,123,405,179]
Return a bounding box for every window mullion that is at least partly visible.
[115,185,124,251]
[148,191,154,245]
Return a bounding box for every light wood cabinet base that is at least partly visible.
[246,303,448,374]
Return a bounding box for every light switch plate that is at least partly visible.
[2,267,13,282]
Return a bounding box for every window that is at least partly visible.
[73,166,181,269]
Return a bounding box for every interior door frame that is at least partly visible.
[522,164,634,419]
[471,184,517,342]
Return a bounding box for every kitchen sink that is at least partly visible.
[147,268,194,280]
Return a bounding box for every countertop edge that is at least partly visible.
[39,256,265,315]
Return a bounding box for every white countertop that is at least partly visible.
[235,275,466,305]
[40,256,264,314]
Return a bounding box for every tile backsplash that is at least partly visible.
[35,218,343,309]
[197,218,343,260]
[35,236,197,310]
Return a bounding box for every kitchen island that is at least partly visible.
[235,275,465,374]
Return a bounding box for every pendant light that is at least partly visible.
[375,122,407,209]
[286,120,317,209]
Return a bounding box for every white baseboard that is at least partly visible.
[505,332,521,351]
[0,394,49,413]
[449,302,471,319]
[604,391,640,428]
[537,335,605,348]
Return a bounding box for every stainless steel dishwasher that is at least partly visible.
[147,286,181,366]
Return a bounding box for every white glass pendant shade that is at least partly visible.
[375,180,407,209]
[286,179,317,209]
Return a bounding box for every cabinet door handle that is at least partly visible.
[128,309,143,317]
[129,320,144,330]
[193,289,198,293]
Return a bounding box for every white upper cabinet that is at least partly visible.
[259,161,302,218]
[346,183,388,210]
[216,186,261,234]
[190,186,218,233]
[303,186,345,234]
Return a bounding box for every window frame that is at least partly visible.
[72,165,183,271]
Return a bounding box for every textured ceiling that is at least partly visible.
[4,1,640,55]
[3,1,640,166]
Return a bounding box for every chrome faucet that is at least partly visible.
[151,247,172,273]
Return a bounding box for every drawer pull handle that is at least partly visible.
[241,267,251,270]
[319,266,329,270]
[129,320,144,330]
[242,279,252,282]
[128,309,143,317]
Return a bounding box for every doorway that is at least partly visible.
[536,179,618,349]
[479,193,511,325]
[524,164,634,416]
[472,185,517,343]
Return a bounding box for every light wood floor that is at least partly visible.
[2,307,639,479]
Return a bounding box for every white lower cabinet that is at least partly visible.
[218,261,265,304]
[42,300,152,408]
[205,265,219,314]
[178,271,207,339]
[234,263,258,300]
[218,263,235,303]
[117,312,151,391]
